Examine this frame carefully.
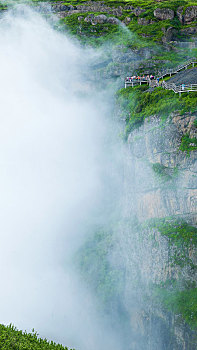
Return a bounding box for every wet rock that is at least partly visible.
[133,7,146,16]
[154,8,174,20]
[177,6,184,24]
[124,5,135,11]
[138,18,150,25]
[162,27,177,42]
[107,17,119,25]
[78,16,83,22]
[181,27,197,36]
[184,6,197,24]
[177,6,197,24]
[110,9,122,17]
[84,14,94,23]
[51,4,74,12]
[92,14,108,24]
[84,14,119,25]
[124,17,131,25]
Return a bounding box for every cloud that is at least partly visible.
[0,5,123,350]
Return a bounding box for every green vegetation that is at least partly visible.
[149,217,197,328]
[149,218,197,269]
[62,0,196,46]
[124,0,197,12]
[76,226,125,310]
[154,282,197,328]
[0,324,74,350]
[58,13,120,46]
[152,163,178,182]
[149,217,197,248]
[180,134,197,154]
[116,86,197,139]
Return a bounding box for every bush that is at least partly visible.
[116,86,197,139]
[0,324,74,350]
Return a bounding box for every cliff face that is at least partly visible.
[118,112,197,350]
[126,113,197,223]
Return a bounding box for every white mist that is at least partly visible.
[0,6,123,350]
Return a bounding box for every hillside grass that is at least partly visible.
[154,284,197,328]
[116,86,197,139]
[0,324,74,350]
[8,0,196,48]
[148,218,197,270]
[149,218,197,328]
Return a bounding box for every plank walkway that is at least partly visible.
[125,57,197,95]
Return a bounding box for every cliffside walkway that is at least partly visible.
[157,57,196,79]
[125,57,197,95]
[162,81,197,96]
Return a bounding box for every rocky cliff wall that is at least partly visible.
[117,112,197,350]
[126,113,197,223]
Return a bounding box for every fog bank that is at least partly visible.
[0,6,123,350]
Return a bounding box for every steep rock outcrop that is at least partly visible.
[184,6,197,24]
[177,6,197,24]
[118,112,197,350]
[154,8,174,20]
[127,113,197,222]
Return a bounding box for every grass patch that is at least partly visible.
[149,217,197,247]
[154,283,197,329]
[148,218,197,269]
[0,324,74,350]
[152,163,178,182]
[180,134,197,154]
[58,13,120,45]
[116,86,197,139]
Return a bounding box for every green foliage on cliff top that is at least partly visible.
[4,0,197,53]
[0,324,74,350]
[26,0,197,11]
[116,86,197,139]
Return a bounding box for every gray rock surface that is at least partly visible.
[168,67,197,84]
[127,113,197,222]
[162,26,177,42]
[184,6,197,24]
[138,18,150,25]
[177,6,197,24]
[154,8,174,20]
[84,14,119,25]
[181,26,197,36]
